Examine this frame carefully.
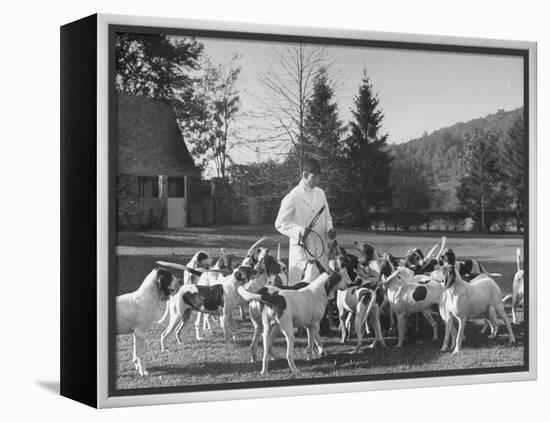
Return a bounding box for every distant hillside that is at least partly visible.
[390,107,523,209]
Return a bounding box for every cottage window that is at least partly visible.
[138,176,160,198]
[168,177,186,198]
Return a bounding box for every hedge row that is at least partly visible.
[364,210,523,233]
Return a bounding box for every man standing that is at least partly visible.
[275,157,337,285]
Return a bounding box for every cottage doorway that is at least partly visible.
[167,177,187,228]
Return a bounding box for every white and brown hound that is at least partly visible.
[327,241,387,351]
[157,264,256,351]
[352,240,443,341]
[193,251,238,339]
[502,248,524,324]
[336,284,386,352]
[439,247,502,280]
[352,241,385,281]
[238,265,352,375]
[253,245,289,287]
[401,239,445,275]
[194,238,267,337]
[381,266,446,347]
[183,250,211,284]
[156,250,213,338]
[439,264,516,354]
[245,259,323,363]
[116,267,181,376]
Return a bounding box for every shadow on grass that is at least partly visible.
[148,340,523,379]
[146,346,441,378]
[117,325,523,391]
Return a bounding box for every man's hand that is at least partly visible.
[299,226,312,245]
[328,228,337,240]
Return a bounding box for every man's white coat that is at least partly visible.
[275,180,334,284]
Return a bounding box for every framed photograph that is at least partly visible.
[60,13,537,408]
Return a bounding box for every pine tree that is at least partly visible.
[498,115,525,232]
[304,67,345,212]
[457,129,501,233]
[341,70,393,226]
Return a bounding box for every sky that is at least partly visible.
[189,36,523,166]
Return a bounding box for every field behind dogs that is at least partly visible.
[115,225,525,391]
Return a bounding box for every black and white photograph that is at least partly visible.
[111,24,529,395]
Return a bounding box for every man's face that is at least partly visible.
[303,171,320,189]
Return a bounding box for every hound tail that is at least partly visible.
[157,302,170,324]
[359,293,377,327]
[237,286,286,316]
[480,265,503,277]
[237,285,282,300]
[476,260,502,277]
[246,236,268,258]
[237,286,264,302]
[435,236,447,260]
[516,248,522,272]
[156,261,203,277]
[424,243,439,262]
[502,294,513,303]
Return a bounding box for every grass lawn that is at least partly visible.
[114,225,525,391]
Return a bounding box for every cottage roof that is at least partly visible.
[116,93,200,177]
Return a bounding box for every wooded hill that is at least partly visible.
[389,107,523,208]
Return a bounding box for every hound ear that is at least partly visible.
[265,255,281,274]
[325,271,342,293]
[363,243,375,261]
[444,266,456,288]
[234,270,243,282]
[235,265,254,282]
[197,251,209,264]
[151,266,160,284]
[382,260,393,277]
[155,268,172,290]
[442,248,456,265]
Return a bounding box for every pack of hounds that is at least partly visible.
[116,236,524,377]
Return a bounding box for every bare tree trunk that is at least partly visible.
[255,44,326,169]
[481,187,485,234]
[516,197,521,234]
